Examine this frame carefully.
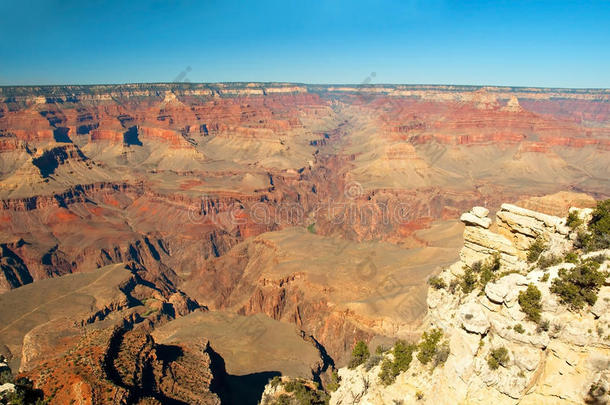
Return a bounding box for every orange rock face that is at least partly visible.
[0,83,609,397]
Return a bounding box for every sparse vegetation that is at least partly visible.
[282,379,329,405]
[537,254,562,269]
[540,272,550,282]
[364,354,382,371]
[433,341,450,368]
[585,380,608,404]
[392,340,416,375]
[375,344,389,355]
[566,210,583,229]
[348,340,370,369]
[428,276,446,290]
[551,259,607,309]
[587,199,610,250]
[518,284,542,323]
[307,223,316,234]
[478,252,501,289]
[459,253,502,294]
[416,328,444,365]
[326,370,340,392]
[378,358,396,386]
[527,237,546,263]
[564,251,579,264]
[487,347,509,370]
[0,369,12,384]
[513,323,525,333]
[460,267,478,294]
[0,375,46,404]
[536,319,550,333]
[378,339,417,386]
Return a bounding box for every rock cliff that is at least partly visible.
[328,201,610,405]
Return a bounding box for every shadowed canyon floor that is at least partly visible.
[0,83,609,403]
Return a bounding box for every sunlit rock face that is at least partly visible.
[328,202,610,405]
[0,83,609,404]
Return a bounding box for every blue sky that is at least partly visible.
[1,0,609,87]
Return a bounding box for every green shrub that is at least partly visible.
[378,358,395,386]
[428,276,446,290]
[538,254,562,269]
[564,252,579,264]
[269,376,281,388]
[307,223,316,234]
[487,347,509,370]
[348,340,370,369]
[375,344,389,354]
[0,368,12,384]
[433,341,450,368]
[460,268,478,294]
[417,328,443,365]
[551,260,607,309]
[392,340,416,375]
[527,237,546,263]
[540,273,550,282]
[536,319,550,333]
[326,370,340,392]
[589,254,608,264]
[566,210,583,229]
[587,199,610,250]
[377,339,417,386]
[283,379,328,405]
[518,284,542,322]
[513,324,525,333]
[575,230,592,250]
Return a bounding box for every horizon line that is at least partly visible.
[1,81,609,92]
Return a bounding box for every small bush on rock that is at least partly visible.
[551,260,607,309]
[566,210,583,229]
[460,268,478,294]
[377,339,417,386]
[518,284,542,323]
[564,252,579,264]
[326,370,340,392]
[364,354,382,371]
[428,276,446,290]
[392,340,416,375]
[378,358,395,386]
[527,237,546,263]
[348,340,370,369]
[487,347,509,370]
[536,319,550,333]
[417,328,443,365]
[587,199,610,250]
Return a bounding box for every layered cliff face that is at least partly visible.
[328,202,610,405]
[0,84,608,294]
[1,83,610,403]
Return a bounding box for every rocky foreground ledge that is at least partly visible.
[262,201,610,405]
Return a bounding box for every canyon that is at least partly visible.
[0,82,609,404]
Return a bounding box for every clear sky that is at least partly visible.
[1,0,609,87]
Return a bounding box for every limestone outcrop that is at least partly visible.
[328,203,610,405]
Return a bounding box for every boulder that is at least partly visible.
[460,212,492,229]
[459,302,490,334]
[484,273,528,306]
[472,206,490,219]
